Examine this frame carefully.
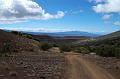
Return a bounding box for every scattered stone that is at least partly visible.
[0,75,4,77]
[24,65,29,69]
[9,71,17,76]
[89,52,96,55]
[106,65,111,69]
[27,73,35,77]
[20,61,23,64]
[115,66,119,69]
[0,53,66,79]
[4,66,11,71]
[40,76,46,79]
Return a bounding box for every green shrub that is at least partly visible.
[94,45,114,57]
[59,45,72,52]
[89,45,120,58]
[11,31,33,39]
[0,43,13,54]
[11,31,19,35]
[39,43,52,51]
[52,44,58,47]
[11,31,22,36]
[22,35,33,39]
[115,48,120,59]
[74,47,90,54]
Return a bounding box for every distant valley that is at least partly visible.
[22,31,102,37]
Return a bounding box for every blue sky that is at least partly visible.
[0,0,120,34]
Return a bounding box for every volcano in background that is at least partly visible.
[21,31,102,37]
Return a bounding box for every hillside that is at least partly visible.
[74,30,120,46]
[0,30,119,79]
[31,34,90,46]
[0,30,39,53]
[97,30,120,40]
[66,30,120,58]
[63,36,90,40]
[89,30,120,46]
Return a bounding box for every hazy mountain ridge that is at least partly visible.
[97,30,120,40]
[22,31,101,37]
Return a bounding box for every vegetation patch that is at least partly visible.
[59,45,72,52]
[39,42,53,51]
[0,43,13,56]
[81,37,120,59]
[11,31,33,39]
[74,46,90,54]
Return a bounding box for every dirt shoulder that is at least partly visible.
[65,54,116,79]
[82,54,120,79]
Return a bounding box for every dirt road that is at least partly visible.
[65,54,116,79]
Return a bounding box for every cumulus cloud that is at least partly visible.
[102,14,112,20]
[89,0,105,3]
[114,21,120,26]
[0,27,76,33]
[0,0,65,24]
[92,0,120,13]
[90,0,120,26]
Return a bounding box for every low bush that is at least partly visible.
[52,44,58,47]
[97,45,115,57]
[39,43,52,51]
[74,46,90,54]
[11,31,22,36]
[114,48,120,59]
[11,31,33,39]
[22,35,33,39]
[0,43,13,54]
[91,45,120,58]
[59,45,72,52]
[11,31,19,35]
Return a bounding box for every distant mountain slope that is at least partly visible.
[97,30,120,40]
[82,30,120,46]
[70,30,120,46]
[30,34,90,46]
[25,31,101,37]
[0,30,39,53]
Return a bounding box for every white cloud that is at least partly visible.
[67,9,83,15]
[0,0,64,24]
[89,0,105,3]
[93,0,120,13]
[102,14,112,20]
[90,0,120,25]
[114,21,120,26]
[95,0,104,3]
[0,27,76,33]
[80,9,84,13]
[0,19,27,24]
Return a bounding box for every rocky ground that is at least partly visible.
[0,51,66,79]
[82,54,120,79]
[0,51,120,79]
